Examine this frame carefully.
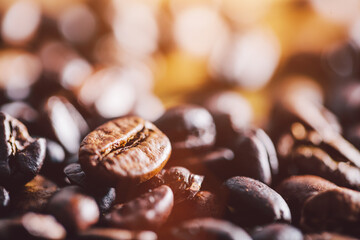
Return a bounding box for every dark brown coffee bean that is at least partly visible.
[301,187,360,236]
[223,176,291,227]
[170,218,252,240]
[10,175,58,214]
[154,104,216,159]
[105,185,173,230]
[251,223,303,240]
[304,232,359,240]
[79,116,171,186]
[40,96,89,155]
[47,186,99,232]
[233,130,272,185]
[0,212,66,240]
[0,112,46,188]
[293,146,360,191]
[276,175,337,225]
[138,166,203,204]
[64,163,115,213]
[75,228,157,240]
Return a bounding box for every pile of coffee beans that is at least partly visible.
[2,1,360,240]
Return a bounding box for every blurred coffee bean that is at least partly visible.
[252,223,303,240]
[0,212,66,240]
[138,166,204,204]
[276,175,337,225]
[170,218,252,240]
[0,50,42,101]
[0,112,46,188]
[209,27,280,90]
[0,101,38,131]
[322,41,360,80]
[39,96,89,155]
[47,186,99,232]
[0,186,10,210]
[223,176,291,227]
[105,185,173,230]
[301,187,360,236]
[64,163,115,213]
[203,91,253,147]
[58,3,97,44]
[40,139,66,184]
[79,116,171,187]
[155,104,216,160]
[75,228,157,240]
[292,146,360,191]
[78,67,137,119]
[304,232,359,240]
[1,0,41,46]
[10,175,58,214]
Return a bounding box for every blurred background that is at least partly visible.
[0,0,359,127]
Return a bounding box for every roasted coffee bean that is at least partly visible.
[40,139,67,184]
[39,96,89,155]
[0,112,46,188]
[154,104,216,159]
[0,212,66,240]
[170,218,252,240]
[223,176,291,227]
[64,163,115,213]
[138,166,204,204]
[166,190,224,225]
[292,146,360,191]
[233,130,272,185]
[276,175,337,225]
[304,232,359,240]
[301,187,360,236]
[10,175,58,214]
[75,228,157,240]
[0,186,10,211]
[203,91,253,148]
[79,116,171,186]
[105,185,173,230]
[251,223,303,240]
[47,186,99,232]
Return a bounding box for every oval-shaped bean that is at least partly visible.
[223,176,291,227]
[79,116,171,186]
[251,223,303,240]
[105,185,173,230]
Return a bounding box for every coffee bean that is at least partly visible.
[233,130,272,185]
[301,187,360,236]
[292,146,360,191]
[154,104,216,159]
[79,116,171,186]
[223,176,291,227]
[47,186,99,232]
[276,175,337,225]
[0,186,10,212]
[0,212,66,240]
[40,96,89,155]
[105,185,173,230]
[75,228,157,240]
[170,218,252,240]
[138,166,204,204]
[64,163,116,213]
[251,223,303,240]
[0,112,46,188]
[10,175,58,214]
